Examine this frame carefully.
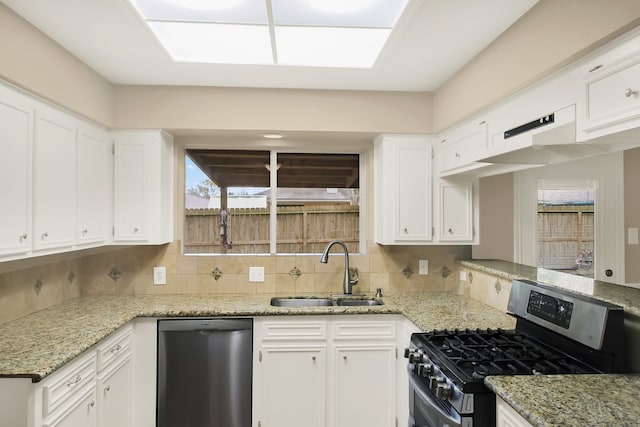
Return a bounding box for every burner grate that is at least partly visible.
[418,328,599,382]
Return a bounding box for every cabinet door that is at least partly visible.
[333,345,396,427]
[496,396,533,427]
[396,143,432,241]
[97,358,132,427]
[0,87,32,256]
[258,346,326,427]
[42,387,97,427]
[77,126,110,245]
[438,180,473,241]
[113,139,146,241]
[33,109,76,251]
[113,131,173,244]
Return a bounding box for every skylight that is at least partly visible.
[127,0,409,68]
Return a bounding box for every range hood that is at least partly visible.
[479,104,607,166]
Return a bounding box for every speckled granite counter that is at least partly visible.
[461,259,640,317]
[486,374,640,427]
[0,292,515,381]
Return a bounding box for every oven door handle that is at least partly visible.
[410,375,462,427]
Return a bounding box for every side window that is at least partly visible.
[184,149,359,254]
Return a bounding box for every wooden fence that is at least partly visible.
[537,205,594,271]
[184,203,359,254]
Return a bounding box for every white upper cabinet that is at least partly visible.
[438,120,489,177]
[374,135,433,244]
[113,130,173,244]
[577,31,640,142]
[32,106,77,252]
[0,85,32,257]
[77,125,111,246]
[437,179,475,242]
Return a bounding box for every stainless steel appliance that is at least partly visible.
[405,279,625,427]
[157,318,253,427]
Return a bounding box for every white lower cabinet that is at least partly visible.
[254,315,402,427]
[496,396,533,427]
[332,345,396,427]
[0,324,132,427]
[258,346,327,427]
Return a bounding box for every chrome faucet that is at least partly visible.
[320,240,358,295]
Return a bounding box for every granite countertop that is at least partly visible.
[486,374,640,427]
[461,259,640,317]
[0,292,516,381]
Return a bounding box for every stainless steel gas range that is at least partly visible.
[404,279,626,427]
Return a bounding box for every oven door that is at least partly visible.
[409,374,468,427]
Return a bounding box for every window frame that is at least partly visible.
[176,139,369,256]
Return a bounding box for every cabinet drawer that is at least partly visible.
[333,321,396,340]
[42,351,96,417]
[583,53,640,131]
[261,320,327,341]
[96,325,132,372]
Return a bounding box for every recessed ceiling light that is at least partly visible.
[262,134,283,139]
[127,0,409,68]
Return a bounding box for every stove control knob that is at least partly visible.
[428,375,444,389]
[403,348,411,359]
[408,351,424,364]
[417,363,433,377]
[436,383,452,399]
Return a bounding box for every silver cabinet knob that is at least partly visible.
[448,228,453,234]
[133,227,139,233]
[403,227,408,233]
[88,400,95,408]
[105,385,111,392]
[311,356,316,362]
[19,233,27,242]
[343,355,348,361]
[625,88,637,97]
[41,231,48,239]
[82,229,88,235]
[455,152,461,158]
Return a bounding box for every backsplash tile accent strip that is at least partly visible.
[402,266,414,278]
[441,266,451,278]
[108,268,122,282]
[210,267,223,281]
[289,266,302,280]
[33,280,42,295]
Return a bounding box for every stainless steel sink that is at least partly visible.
[270,297,383,307]
[270,297,334,307]
[335,299,384,306]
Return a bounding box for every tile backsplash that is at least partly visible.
[0,241,470,325]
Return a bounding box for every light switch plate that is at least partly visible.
[249,266,265,282]
[419,260,429,275]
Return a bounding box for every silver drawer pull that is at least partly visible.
[66,374,82,387]
[625,88,637,98]
[109,344,122,354]
[589,64,603,73]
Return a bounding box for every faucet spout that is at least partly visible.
[320,240,357,295]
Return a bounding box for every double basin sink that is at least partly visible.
[270,296,383,307]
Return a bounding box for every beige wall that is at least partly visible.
[625,147,640,283]
[0,3,113,126]
[472,174,515,261]
[113,85,433,134]
[433,0,640,131]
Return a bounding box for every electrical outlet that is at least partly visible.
[419,260,429,275]
[153,266,167,285]
[249,266,265,282]
[459,271,468,281]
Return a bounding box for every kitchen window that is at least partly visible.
[183,149,360,255]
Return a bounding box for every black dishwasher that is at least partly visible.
[157,318,253,427]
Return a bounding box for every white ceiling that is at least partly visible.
[3,0,538,92]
